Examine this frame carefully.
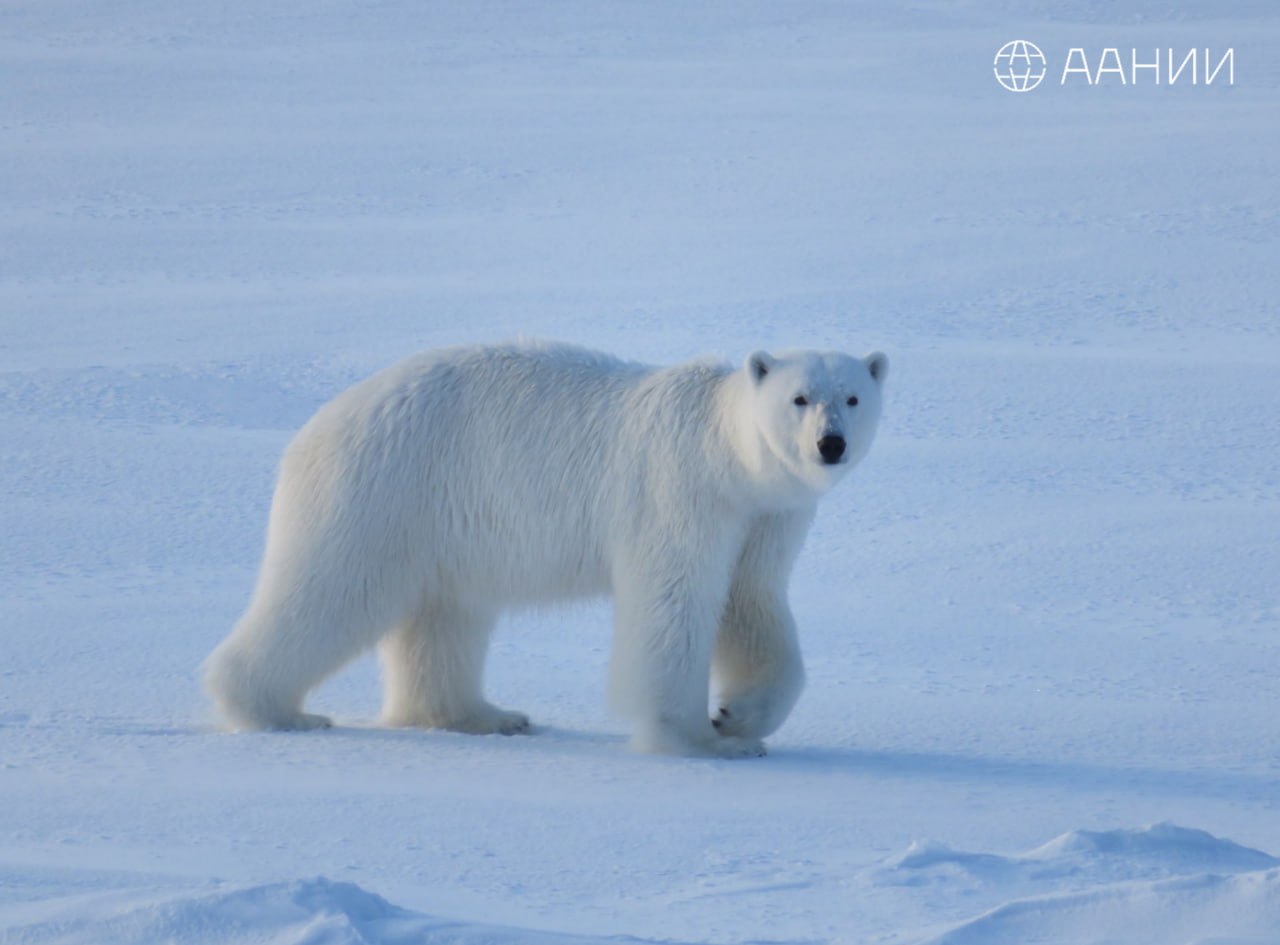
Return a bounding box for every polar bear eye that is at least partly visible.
[846,395,859,407]
[793,396,808,407]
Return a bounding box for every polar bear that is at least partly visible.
[205,340,887,757]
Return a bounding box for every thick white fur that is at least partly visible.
[204,340,887,757]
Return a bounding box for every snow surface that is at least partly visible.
[2,1,1279,943]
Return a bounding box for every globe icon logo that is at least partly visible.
[994,40,1047,92]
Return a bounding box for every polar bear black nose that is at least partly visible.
[818,435,846,464]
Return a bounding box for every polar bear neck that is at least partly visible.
[715,369,818,512]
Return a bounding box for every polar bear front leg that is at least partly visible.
[711,588,805,741]
[379,598,531,735]
[711,511,812,741]
[609,547,765,759]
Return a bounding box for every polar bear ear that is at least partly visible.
[745,351,776,385]
[865,352,889,386]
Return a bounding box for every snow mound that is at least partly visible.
[875,825,1280,945]
[880,822,1278,886]
[919,868,1280,945]
[0,877,684,945]
[1026,823,1280,876]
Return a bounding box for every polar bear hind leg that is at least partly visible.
[204,601,365,732]
[206,548,414,732]
[379,598,530,735]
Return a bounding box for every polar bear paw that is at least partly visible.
[449,705,533,736]
[710,733,768,759]
[290,712,334,731]
[711,706,742,734]
[227,709,333,732]
[384,703,532,736]
[711,704,775,740]
[632,721,766,758]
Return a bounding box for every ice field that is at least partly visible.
[2,2,1279,942]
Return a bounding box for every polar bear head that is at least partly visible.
[740,348,888,499]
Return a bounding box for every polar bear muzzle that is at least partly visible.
[818,434,847,464]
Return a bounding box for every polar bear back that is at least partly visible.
[266,341,734,609]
